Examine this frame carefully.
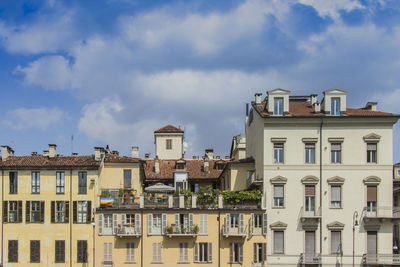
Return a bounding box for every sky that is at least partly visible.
[0,0,400,162]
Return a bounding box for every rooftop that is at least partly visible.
[154,124,184,133]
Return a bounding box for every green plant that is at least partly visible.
[221,189,261,205]
[166,225,173,234]
[118,189,124,197]
[192,224,199,234]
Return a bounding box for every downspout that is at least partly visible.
[93,178,95,267]
[218,211,221,267]
[319,119,323,257]
[141,210,143,267]
[1,170,4,267]
[70,169,73,267]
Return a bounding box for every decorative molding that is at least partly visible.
[270,176,288,184]
[301,175,319,185]
[363,223,381,231]
[363,176,381,185]
[270,137,287,143]
[363,133,381,142]
[324,88,348,95]
[328,137,344,143]
[302,223,318,231]
[269,221,287,230]
[302,138,318,143]
[268,88,290,95]
[327,176,345,185]
[327,221,345,230]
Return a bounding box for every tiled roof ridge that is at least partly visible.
[154,124,184,133]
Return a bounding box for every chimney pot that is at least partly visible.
[131,146,139,158]
[31,152,38,156]
[72,152,78,156]
[1,146,13,160]
[145,153,150,159]
[313,102,321,113]
[225,156,230,159]
[155,157,160,174]
[43,150,49,156]
[205,148,214,160]
[94,147,103,161]
[365,102,377,111]
[310,94,318,105]
[255,93,262,104]
[48,144,57,158]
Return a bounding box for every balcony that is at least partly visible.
[363,206,400,222]
[116,224,141,237]
[362,254,400,265]
[299,253,321,265]
[165,224,199,237]
[246,171,262,189]
[300,206,321,222]
[222,224,247,238]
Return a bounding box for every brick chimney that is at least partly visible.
[205,149,214,160]
[1,146,14,160]
[203,157,209,173]
[155,156,160,174]
[365,102,377,111]
[94,147,103,161]
[132,146,139,158]
[49,144,57,158]
[255,93,262,104]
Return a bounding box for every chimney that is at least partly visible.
[145,153,150,159]
[205,149,214,160]
[43,150,49,156]
[131,146,139,158]
[155,157,160,174]
[112,150,119,156]
[255,93,262,104]
[94,147,103,161]
[313,102,321,113]
[203,157,209,173]
[216,156,220,159]
[365,102,377,111]
[72,152,78,156]
[310,94,318,105]
[1,146,14,160]
[49,144,57,158]
[225,156,230,159]
[31,152,38,156]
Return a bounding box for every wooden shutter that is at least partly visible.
[65,201,69,223]
[158,242,162,262]
[8,240,18,262]
[239,214,244,234]
[226,213,230,233]
[152,243,156,262]
[30,240,40,263]
[77,241,82,262]
[367,186,377,201]
[194,243,198,262]
[208,242,212,262]
[274,185,284,198]
[274,231,284,254]
[253,243,257,263]
[162,213,167,235]
[174,213,179,227]
[113,214,118,235]
[305,185,315,196]
[135,214,141,234]
[148,214,153,234]
[239,243,243,263]
[262,243,267,262]
[51,201,55,223]
[230,243,234,263]
[17,201,22,222]
[26,201,30,223]
[367,232,377,254]
[184,243,188,262]
[3,201,8,223]
[189,213,194,229]
[98,214,103,235]
[204,214,208,234]
[55,240,65,263]
[262,213,268,235]
[121,214,126,233]
[40,201,45,223]
[73,201,77,223]
[305,231,315,255]
[331,231,341,254]
[87,201,92,223]
[331,186,341,202]
[250,213,254,234]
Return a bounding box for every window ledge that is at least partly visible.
[272,206,285,209]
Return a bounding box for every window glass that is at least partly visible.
[367,143,377,163]
[274,98,283,115]
[305,143,315,163]
[274,143,284,163]
[56,172,65,194]
[78,172,87,194]
[273,185,284,207]
[331,97,340,115]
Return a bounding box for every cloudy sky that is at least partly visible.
[0,0,400,161]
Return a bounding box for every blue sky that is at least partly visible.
[0,0,400,161]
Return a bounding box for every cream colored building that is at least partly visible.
[246,88,400,266]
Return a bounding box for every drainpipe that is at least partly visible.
[141,210,143,267]
[1,170,4,267]
[70,169,73,267]
[319,119,323,257]
[218,211,221,267]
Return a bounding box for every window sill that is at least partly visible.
[125,262,136,264]
[329,207,342,210]
[56,192,65,195]
[151,262,163,264]
[178,262,190,264]
[272,206,285,209]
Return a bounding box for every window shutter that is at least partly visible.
[250,213,254,234]
[239,243,243,263]
[40,201,45,223]
[239,214,244,234]
[135,214,141,234]
[174,213,179,227]
[148,214,153,234]
[3,201,8,223]
[253,243,257,263]
[274,185,284,198]
[152,243,156,262]
[87,201,92,223]
[262,213,268,235]
[367,232,377,254]
[113,214,118,235]
[274,231,284,254]
[51,201,55,223]
[331,143,341,151]
[194,243,198,262]
[17,201,22,223]
[121,214,126,233]
[65,201,69,223]
[73,201,77,223]
[98,214,103,235]
[262,243,267,262]
[229,243,233,263]
[78,241,82,262]
[331,231,341,254]
[367,186,377,201]
[189,213,194,229]
[208,242,212,262]
[26,201,30,223]
[331,186,341,202]
[184,243,188,262]
[162,213,167,235]
[83,241,88,262]
[199,214,204,234]
[226,213,230,233]
[204,214,208,234]
[367,143,377,150]
[305,185,315,196]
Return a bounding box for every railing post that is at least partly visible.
[139,195,144,208]
[192,195,197,208]
[218,195,223,209]
[168,195,173,208]
[179,195,184,208]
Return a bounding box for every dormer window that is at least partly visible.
[274,98,283,116]
[176,160,186,170]
[331,98,340,116]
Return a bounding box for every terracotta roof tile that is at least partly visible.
[0,155,100,169]
[104,154,140,163]
[154,125,184,133]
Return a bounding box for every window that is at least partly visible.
[254,243,266,263]
[148,214,164,235]
[78,172,87,194]
[229,243,243,263]
[305,231,315,255]
[55,240,65,263]
[305,185,315,214]
[367,186,377,216]
[305,143,315,164]
[152,242,162,263]
[191,183,199,193]
[331,97,340,115]
[253,214,262,228]
[103,214,113,235]
[124,170,131,188]
[26,201,44,223]
[56,172,65,194]
[76,201,90,223]
[216,163,224,170]
[51,201,69,223]
[251,213,267,236]
[273,185,284,207]
[274,231,284,254]
[330,186,341,208]
[9,172,17,194]
[77,240,88,263]
[166,139,172,150]
[331,231,342,254]
[30,240,40,263]
[126,242,135,263]
[104,242,112,265]
[179,242,188,263]
[230,214,239,228]
[274,97,283,115]
[274,143,284,163]
[367,231,377,254]
[31,172,40,193]
[194,243,212,263]
[7,201,19,223]
[331,143,341,163]
[31,201,42,223]
[367,143,377,163]
[199,214,208,235]
[153,214,162,234]
[8,240,18,263]
[177,163,185,170]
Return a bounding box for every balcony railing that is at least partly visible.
[116,224,141,237]
[299,253,321,265]
[165,224,199,237]
[222,224,247,238]
[300,206,321,222]
[362,254,400,265]
[364,206,400,218]
[223,199,260,210]
[246,172,263,188]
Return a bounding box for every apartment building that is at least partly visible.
[246,88,400,266]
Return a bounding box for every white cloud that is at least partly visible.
[298,0,364,19]
[3,107,65,130]
[373,88,400,113]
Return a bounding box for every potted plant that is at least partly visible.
[192,224,199,234]
[166,225,173,234]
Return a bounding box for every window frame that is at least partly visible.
[31,172,40,194]
[273,143,284,164]
[366,142,377,163]
[30,240,40,263]
[305,143,316,164]
[31,201,41,223]
[55,240,65,263]
[77,240,88,263]
[56,171,65,194]
[78,172,87,194]
[8,240,18,263]
[9,172,18,194]
[77,201,88,223]
[330,185,342,209]
[273,97,284,116]
[179,242,189,263]
[198,243,209,262]
[273,184,284,208]
[330,97,340,116]
[330,231,342,255]
[273,230,284,254]
[123,169,132,188]
[330,143,342,164]
[166,139,172,150]
[126,242,135,263]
